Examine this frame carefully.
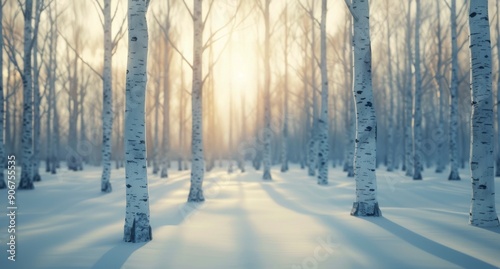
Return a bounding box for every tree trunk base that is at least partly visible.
[45,158,50,172]
[495,163,500,177]
[18,177,34,190]
[263,170,272,180]
[160,168,168,178]
[33,173,41,182]
[317,180,328,186]
[347,170,354,177]
[413,172,422,180]
[280,163,288,172]
[124,213,152,243]
[448,170,460,180]
[469,217,500,227]
[188,187,205,202]
[101,182,112,193]
[351,202,381,217]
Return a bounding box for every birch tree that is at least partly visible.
[101,0,113,192]
[123,0,152,243]
[347,0,381,217]
[433,0,446,174]
[316,0,329,185]
[280,3,289,173]
[0,1,5,189]
[307,0,318,178]
[468,0,499,227]
[259,0,273,181]
[32,0,43,182]
[403,1,413,177]
[187,0,206,200]
[448,0,460,181]
[159,1,172,179]
[18,0,35,190]
[495,0,500,177]
[412,0,423,180]
[385,0,394,172]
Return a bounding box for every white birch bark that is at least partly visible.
[448,0,461,181]
[317,0,329,185]
[19,0,34,190]
[349,0,381,217]
[435,0,445,174]
[262,0,273,181]
[495,0,500,177]
[0,2,5,189]
[412,0,423,180]
[188,0,206,200]
[308,3,318,177]
[123,0,152,243]
[32,0,42,182]
[101,0,113,192]
[468,0,499,227]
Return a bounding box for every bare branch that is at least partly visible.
[58,30,103,79]
[181,0,194,19]
[92,0,105,27]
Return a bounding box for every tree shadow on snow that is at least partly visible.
[260,182,499,268]
[91,240,149,269]
[364,217,499,269]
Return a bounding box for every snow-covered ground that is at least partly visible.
[1,163,499,269]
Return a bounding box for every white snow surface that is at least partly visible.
[1,164,499,269]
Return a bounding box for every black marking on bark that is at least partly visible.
[126,184,132,188]
[131,36,138,41]
[469,12,477,18]
[478,185,487,189]
[365,101,372,107]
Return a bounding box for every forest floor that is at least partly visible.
[0,163,499,269]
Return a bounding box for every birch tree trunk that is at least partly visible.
[349,0,381,217]
[153,87,160,175]
[123,0,152,243]
[435,0,446,174]
[0,2,5,189]
[188,0,206,200]
[19,0,34,190]
[404,1,414,177]
[412,0,423,180]
[448,0,461,181]
[495,0,500,177]
[385,0,394,172]
[101,0,113,192]
[308,2,318,177]
[280,3,289,173]
[468,0,499,227]
[160,10,171,179]
[32,0,42,182]
[317,0,329,185]
[262,0,273,181]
